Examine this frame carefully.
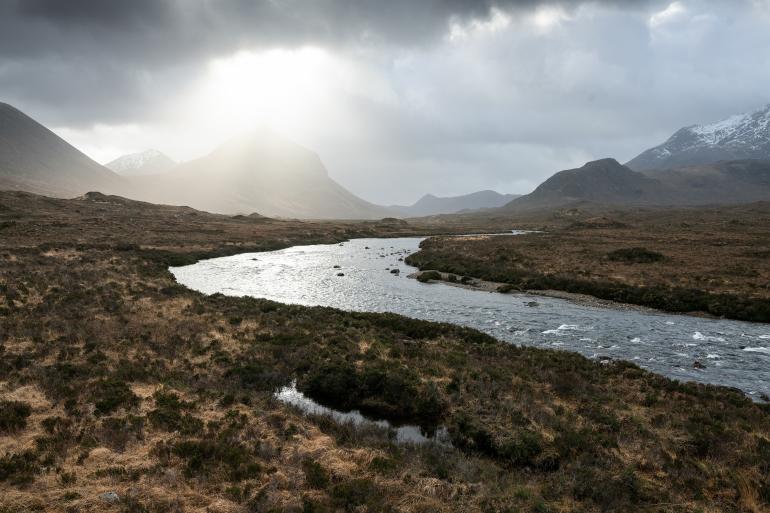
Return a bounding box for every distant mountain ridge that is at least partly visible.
[0,102,125,197]
[627,104,770,171]
[0,103,391,219]
[129,129,392,219]
[390,190,519,217]
[503,158,770,211]
[106,149,175,176]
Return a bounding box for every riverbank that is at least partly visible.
[1,191,769,513]
[405,203,770,323]
[408,269,712,315]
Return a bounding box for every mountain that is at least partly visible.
[390,190,519,217]
[503,157,770,211]
[504,158,671,210]
[131,130,392,219]
[0,102,125,197]
[627,104,770,171]
[642,159,770,205]
[106,149,175,176]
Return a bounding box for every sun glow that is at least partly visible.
[189,47,348,139]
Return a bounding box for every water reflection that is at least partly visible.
[275,381,452,446]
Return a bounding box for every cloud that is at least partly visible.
[649,1,686,27]
[1,0,769,204]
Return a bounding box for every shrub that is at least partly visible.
[92,379,139,415]
[300,361,445,427]
[606,247,664,264]
[171,439,262,481]
[0,401,31,433]
[98,415,144,451]
[147,390,203,435]
[225,363,286,392]
[331,478,385,511]
[0,451,38,485]
[498,430,544,467]
[302,458,329,489]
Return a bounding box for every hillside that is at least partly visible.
[0,102,125,197]
[627,103,770,171]
[503,158,770,211]
[131,130,392,219]
[390,190,519,217]
[504,158,671,211]
[642,159,770,205]
[106,149,175,177]
[0,104,393,220]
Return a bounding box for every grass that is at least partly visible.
[0,190,768,511]
[0,401,31,433]
[406,206,770,321]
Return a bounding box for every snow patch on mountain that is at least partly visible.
[106,149,176,176]
[627,104,770,171]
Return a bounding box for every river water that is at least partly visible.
[171,236,770,400]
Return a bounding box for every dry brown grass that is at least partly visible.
[1,191,769,512]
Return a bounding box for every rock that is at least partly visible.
[526,301,539,307]
[100,491,120,503]
[390,269,400,274]
[337,273,345,277]
[365,246,370,249]
[333,265,341,269]
[693,361,706,369]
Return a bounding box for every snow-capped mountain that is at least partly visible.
[105,149,175,176]
[627,104,770,171]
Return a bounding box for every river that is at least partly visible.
[171,236,770,399]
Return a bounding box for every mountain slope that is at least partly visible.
[131,130,392,219]
[642,159,770,205]
[390,190,519,217]
[627,104,770,171]
[503,158,770,211]
[0,102,125,197]
[504,158,671,211]
[106,149,175,176]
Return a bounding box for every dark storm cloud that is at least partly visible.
[2,0,768,203]
[1,0,654,61]
[17,0,173,27]
[0,0,654,125]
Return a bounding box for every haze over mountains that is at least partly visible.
[390,191,520,217]
[106,149,176,177]
[2,100,770,218]
[130,130,392,219]
[0,102,124,197]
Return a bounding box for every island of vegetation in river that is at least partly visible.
[407,203,770,322]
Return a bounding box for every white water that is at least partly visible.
[171,236,770,400]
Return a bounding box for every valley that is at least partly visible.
[3,2,770,511]
[1,190,770,512]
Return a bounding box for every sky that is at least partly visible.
[1,0,770,205]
